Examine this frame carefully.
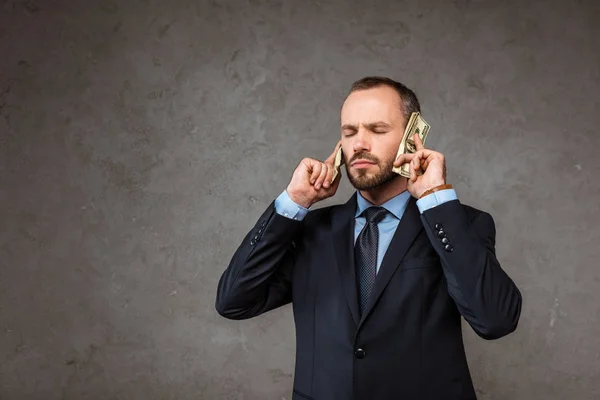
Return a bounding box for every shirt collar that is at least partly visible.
[355,190,412,220]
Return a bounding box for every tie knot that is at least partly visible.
[362,206,388,223]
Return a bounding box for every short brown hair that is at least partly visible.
[349,76,421,121]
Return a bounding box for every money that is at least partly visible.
[331,146,343,182]
[391,112,430,178]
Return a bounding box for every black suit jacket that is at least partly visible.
[216,194,522,400]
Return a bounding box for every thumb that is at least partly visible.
[393,153,414,167]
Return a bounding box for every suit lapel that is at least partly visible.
[332,193,360,326]
[358,196,423,327]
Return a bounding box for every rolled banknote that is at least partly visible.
[391,112,430,178]
[331,145,343,182]
[392,112,418,174]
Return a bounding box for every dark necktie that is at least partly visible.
[355,206,388,316]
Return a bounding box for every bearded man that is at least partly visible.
[216,76,522,400]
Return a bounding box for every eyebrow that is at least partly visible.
[341,121,393,131]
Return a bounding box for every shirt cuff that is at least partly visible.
[274,190,310,221]
[416,189,458,213]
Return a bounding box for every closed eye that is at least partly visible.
[366,121,392,134]
[342,129,357,137]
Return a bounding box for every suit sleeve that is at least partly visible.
[420,200,522,340]
[215,201,302,320]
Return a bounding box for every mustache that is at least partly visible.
[348,152,380,164]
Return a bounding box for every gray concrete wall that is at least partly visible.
[1,0,599,399]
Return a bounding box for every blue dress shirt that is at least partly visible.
[274,189,458,274]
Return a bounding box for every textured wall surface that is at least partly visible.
[1,0,599,399]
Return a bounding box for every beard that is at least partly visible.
[344,152,398,191]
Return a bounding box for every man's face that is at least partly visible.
[340,86,407,191]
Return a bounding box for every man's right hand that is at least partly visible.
[286,141,342,209]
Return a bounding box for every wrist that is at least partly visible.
[286,187,313,209]
[419,183,452,199]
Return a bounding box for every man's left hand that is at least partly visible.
[393,134,447,199]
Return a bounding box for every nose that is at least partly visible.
[352,130,371,153]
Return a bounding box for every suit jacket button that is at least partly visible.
[250,240,256,246]
[435,223,443,230]
[437,230,446,238]
[444,244,454,252]
[354,348,366,359]
[441,237,449,245]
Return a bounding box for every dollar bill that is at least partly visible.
[331,146,343,182]
[391,112,430,178]
[393,112,418,173]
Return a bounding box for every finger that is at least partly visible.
[411,150,424,181]
[393,152,415,167]
[412,161,420,182]
[413,133,425,151]
[310,161,322,185]
[411,152,420,171]
[414,145,437,161]
[323,163,335,188]
[414,154,426,181]
[409,157,416,181]
[325,140,342,164]
[421,153,437,172]
[323,164,333,189]
[421,156,431,171]
[410,150,423,170]
[315,163,329,189]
